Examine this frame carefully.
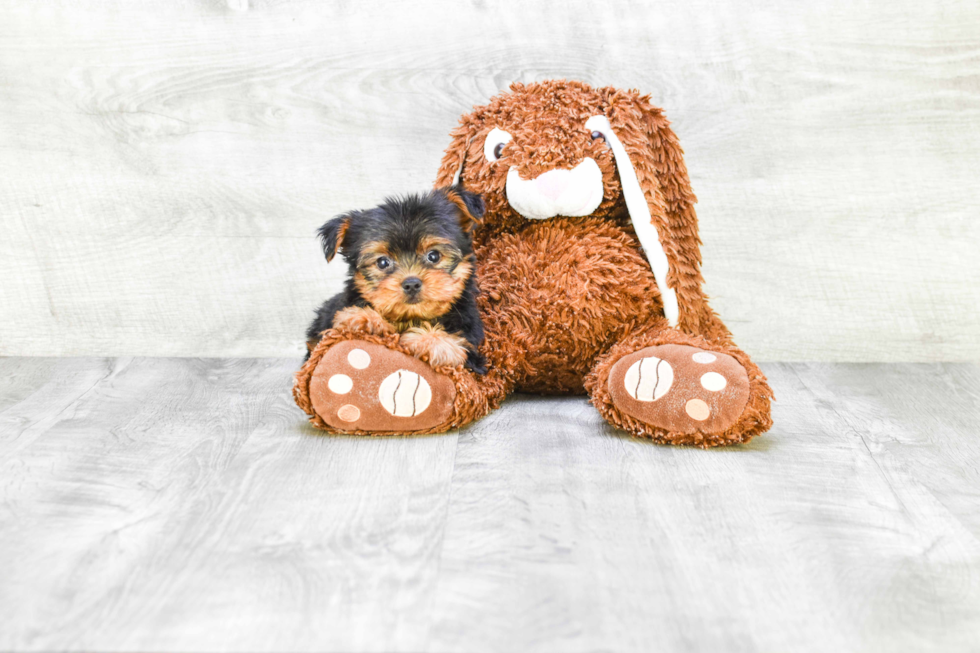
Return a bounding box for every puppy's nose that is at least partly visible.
[401,276,423,295]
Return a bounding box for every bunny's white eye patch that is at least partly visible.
[483,127,512,162]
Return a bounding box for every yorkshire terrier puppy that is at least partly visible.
[305,186,487,374]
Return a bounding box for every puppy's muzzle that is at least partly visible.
[401,276,423,303]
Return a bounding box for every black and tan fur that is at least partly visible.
[305,186,487,373]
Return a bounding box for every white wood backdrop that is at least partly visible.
[1,0,978,360]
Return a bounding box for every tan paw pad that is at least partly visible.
[327,374,353,394]
[378,370,432,417]
[608,344,750,435]
[347,348,371,369]
[337,404,360,422]
[623,356,673,401]
[685,398,710,421]
[700,372,727,392]
[309,340,455,432]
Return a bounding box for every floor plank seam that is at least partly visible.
[419,426,464,651]
[789,364,917,518]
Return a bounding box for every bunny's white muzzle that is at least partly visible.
[504,158,604,220]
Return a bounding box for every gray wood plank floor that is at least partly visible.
[2,358,979,652]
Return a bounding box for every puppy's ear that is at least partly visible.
[443,185,485,233]
[317,213,351,262]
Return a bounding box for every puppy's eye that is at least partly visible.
[484,127,513,163]
[590,130,605,141]
[426,250,441,264]
[376,256,391,270]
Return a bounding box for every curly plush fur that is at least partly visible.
[295,80,773,447]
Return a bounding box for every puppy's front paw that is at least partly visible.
[333,306,396,336]
[400,324,469,368]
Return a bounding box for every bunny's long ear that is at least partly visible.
[587,89,707,332]
[434,117,479,189]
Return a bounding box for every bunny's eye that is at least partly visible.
[484,127,513,162]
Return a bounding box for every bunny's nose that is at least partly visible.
[535,170,570,200]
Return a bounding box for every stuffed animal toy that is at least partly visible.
[295,80,773,447]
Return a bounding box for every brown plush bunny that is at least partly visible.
[295,80,773,447]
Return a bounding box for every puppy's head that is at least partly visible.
[318,186,484,322]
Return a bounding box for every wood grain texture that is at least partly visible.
[2,357,980,651]
[0,357,459,651]
[429,364,980,652]
[0,0,978,360]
